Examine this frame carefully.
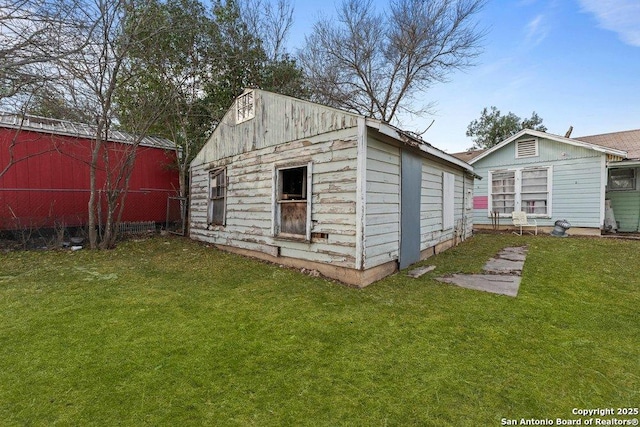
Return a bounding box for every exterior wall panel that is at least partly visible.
[472,135,605,228]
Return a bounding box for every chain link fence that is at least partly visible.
[0,188,180,248]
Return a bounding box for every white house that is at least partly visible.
[189,90,476,286]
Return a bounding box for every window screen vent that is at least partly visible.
[236,91,255,124]
[516,139,538,158]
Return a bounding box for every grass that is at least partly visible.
[0,234,638,426]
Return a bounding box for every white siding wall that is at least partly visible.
[364,138,400,268]
[363,138,472,270]
[420,159,469,250]
[190,128,359,268]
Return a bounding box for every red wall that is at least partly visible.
[0,127,179,230]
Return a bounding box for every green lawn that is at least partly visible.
[0,234,638,426]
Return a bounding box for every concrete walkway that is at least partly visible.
[436,246,527,297]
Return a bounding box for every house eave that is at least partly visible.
[608,159,640,168]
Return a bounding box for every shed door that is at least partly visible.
[400,150,422,269]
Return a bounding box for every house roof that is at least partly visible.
[451,149,485,163]
[574,129,640,160]
[468,129,627,164]
[0,112,175,150]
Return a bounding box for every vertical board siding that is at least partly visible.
[364,138,400,268]
[192,91,360,165]
[472,136,605,228]
[0,128,179,230]
[190,127,359,268]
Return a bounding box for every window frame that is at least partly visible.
[208,168,227,226]
[608,168,636,191]
[488,166,552,218]
[489,170,516,215]
[272,162,313,241]
[236,90,255,124]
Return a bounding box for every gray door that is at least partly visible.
[399,150,422,269]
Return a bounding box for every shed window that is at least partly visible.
[608,168,635,191]
[236,91,255,124]
[516,139,538,158]
[274,164,312,239]
[208,169,226,226]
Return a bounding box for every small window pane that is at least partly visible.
[608,169,635,191]
[208,169,226,225]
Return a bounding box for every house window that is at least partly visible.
[608,168,635,191]
[274,164,312,239]
[489,167,551,217]
[208,169,226,225]
[516,139,538,158]
[236,91,255,124]
[491,170,516,214]
[521,168,549,215]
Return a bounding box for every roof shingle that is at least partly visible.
[575,129,640,160]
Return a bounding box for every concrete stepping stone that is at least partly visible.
[437,274,521,297]
[435,246,527,297]
[407,265,436,278]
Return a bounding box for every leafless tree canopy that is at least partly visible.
[239,0,294,61]
[298,0,486,125]
[0,0,90,102]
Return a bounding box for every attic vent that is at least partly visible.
[516,139,538,158]
[236,90,255,124]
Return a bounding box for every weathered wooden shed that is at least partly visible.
[189,90,476,286]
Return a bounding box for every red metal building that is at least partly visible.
[0,113,179,231]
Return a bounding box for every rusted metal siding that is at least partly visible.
[191,90,360,166]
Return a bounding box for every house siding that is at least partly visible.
[606,167,640,232]
[472,135,605,228]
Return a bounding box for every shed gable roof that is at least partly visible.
[468,129,627,164]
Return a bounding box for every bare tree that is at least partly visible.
[239,0,294,61]
[0,0,91,104]
[298,0,486,125]
[51,0,172,249]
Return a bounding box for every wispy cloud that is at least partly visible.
[578,0,640,47]
[525,14,549,46]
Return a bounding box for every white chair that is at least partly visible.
[512,211,537,235]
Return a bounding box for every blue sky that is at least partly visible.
[286,0,640,153]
